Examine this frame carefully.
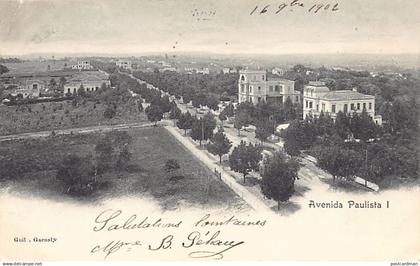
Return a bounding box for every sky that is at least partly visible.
[0,0,419,56]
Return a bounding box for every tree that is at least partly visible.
[56,154,95,192]
[205,94,220,111]
[207,129,232,163]
[282,118,316,155]
[190,113,217,146]
[315,145,362,181]
[103,105,116,119]
[77,85,86,97]
[169,104,182,119]
[334,111,351,140]
[158,95,172,113]
[234,111,248,136]
[49,78,57,88]
[59,77,66,88]
[0,64,9,75]
[176,111,194,135]
[255,119,274,144]
[219,111,227,125]
[313,112,334,137]
[229,141,262,183]
[261,152,299,210]
[283,97,296,121]
[283,135,301,156]
[192,94,202,108]
[145,104,163,126]
[223,103,235,118]
[349,110,378,142]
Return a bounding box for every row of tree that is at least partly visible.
[133,70,238,110]
[282,110,419,183]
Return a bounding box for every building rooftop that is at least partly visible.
[267,77,293,83]
[308,81,326,87]
[319,90,375,101]
[67,71,109,83]
[239,69,266,74]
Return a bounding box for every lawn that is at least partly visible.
[0,99,148,135]
[0,127,248,211]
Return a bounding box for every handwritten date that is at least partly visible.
[250,0,339,15]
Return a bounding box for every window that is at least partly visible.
[240,75,245,81]
[332,104,336,113]
[67,88,70,93]
[357,103,360,110]
[351,103,355,110]
[309,101,313,108]
[269,86,273,92]
[262,75,265,80]
[344,104,348,113]
[316,104,319,111]
[295,96,299,102]
[275,85,280,92]
[305,100,308,108]
[369,102,372,110]
[258,97,261,103]
[240,84,245,92]
[322,103,325,112]
[258,86,261,91]
[363,103,366,110]
[32,84,38,90]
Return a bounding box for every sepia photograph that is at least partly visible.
[0,0,419,264]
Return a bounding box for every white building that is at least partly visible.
[303,81,382,124]
[238,70,300,105]
[116,60,132,70]
[64,71,111,95]
[271,67,285,76]
[71,61,93,70]
[197,68,210,75]
[10,79,43,98]
[222,68,230,74]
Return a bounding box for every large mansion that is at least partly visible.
[64,71,111,95]
[116,60,132,70]
[238,70,300,105]
[303,81,382,124]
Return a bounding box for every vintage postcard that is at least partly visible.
[0,0,419,264]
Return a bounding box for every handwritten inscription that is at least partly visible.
[250,0,339,15]
[182,231,244,259]
[90,210,267,260]
[191,8,216,21]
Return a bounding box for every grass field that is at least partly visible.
[0,127,247,210]
[0,99,147,135]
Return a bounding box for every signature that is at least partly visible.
[91,240,142,259]
[182,231,244,260]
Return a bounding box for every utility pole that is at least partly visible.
[201,118,204,147]
[365,149,368,187]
